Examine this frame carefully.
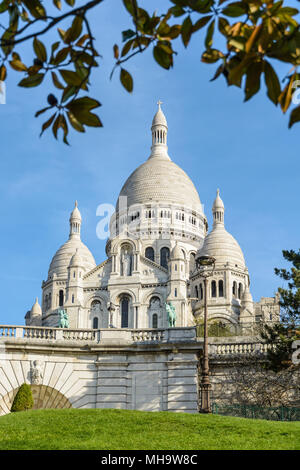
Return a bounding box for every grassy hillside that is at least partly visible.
[0,408,299,450]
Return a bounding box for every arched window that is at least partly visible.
[195,285,199,298]
[48,293,52,308]
[200,284,203,300]
[145,247,154,261]
[72,294,74,303]
[211,280,216,298]
[238,283,243,299]
[218,280,224,297]
[121,297,129,328]
[232,281,237,297]
[160,247,170,269]
[152,314,158,329]
[59,290,64,307]
[93,317,99,329]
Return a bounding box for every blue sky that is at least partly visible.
[0,1,299,325]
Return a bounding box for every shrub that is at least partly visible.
[11,384,34,412]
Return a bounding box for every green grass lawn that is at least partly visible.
[0,408,299,450]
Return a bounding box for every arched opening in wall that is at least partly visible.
[232,281,237,297]
[189,253,196,273]
[59,290,64,307]
[0,385,72,415]
[211,280,217,298]
[121,296,130,328]
[200,284,203,300]
[120,243,133,276]
[195,285,199,298]
[160,247,170,269]
[238,283,243,299]
[145,246,154,261]
[148,296,161,328]
[218,280,224,297]
[90,299,107,328]
[93,317,99,329]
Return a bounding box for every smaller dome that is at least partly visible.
[213,189,224,210]
[31,297,42,317]
[49,239,96,278]
[197,225,246,268]
[171,242,184,260]
[152,101,167,128]
[242,285,253,303]
[196,191,246,268]
[70,200,81,221]
[69,248,82,267]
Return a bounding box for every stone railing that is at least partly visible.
[0,325,197,345]
[131,329,165,343]
[209,342,269,356]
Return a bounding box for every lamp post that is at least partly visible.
[196,255,215,413]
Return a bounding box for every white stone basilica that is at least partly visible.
[25,103,279,330]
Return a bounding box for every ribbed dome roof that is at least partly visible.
[196,190,246,268]
[48,202,96,279]
[116,103,203,213]
[198,225,245,267]
[48,238,96,278]
[117,158,202,212]
[31,297,42,316]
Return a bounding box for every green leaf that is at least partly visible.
[120,68,133,92]
[201,49,222,63]
[264,60,281,105]
[288,105,300,128]
[122,29,135,42]
[153,45,173,69]
[60,69,82,86]
[51,71,64,90]
[33,37,47,62]
[40,112,57,136]
[193,15,212,33]
[222,2,247,17]
[205,20,215,49]
[23,0,46,18]
[67,110,85,132]
[244,61,263,101]
[181,15,193,48]
[18,73,44,87]
[9,59,27,72]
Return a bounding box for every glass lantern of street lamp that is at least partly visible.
[196,255,215,269]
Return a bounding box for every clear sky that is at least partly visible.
[0,1,299,325]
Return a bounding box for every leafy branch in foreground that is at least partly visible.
[2,0,300,143]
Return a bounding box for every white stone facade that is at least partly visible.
[25,103,279,331]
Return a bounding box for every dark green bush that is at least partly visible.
[11,384,34,412]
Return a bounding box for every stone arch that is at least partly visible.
[85,294,109,329]
[0,385,72,415]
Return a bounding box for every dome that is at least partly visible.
[48,239,96,278]
[196,190,246,268]
[69,248,82,267]
[31,297,42,316]
[116,103,203,213]
[48,202,96,279]
[171,242,184,259]
[117,158,202,212]
[198,225,245,268]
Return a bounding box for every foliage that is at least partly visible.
[1,1,300,143]
[0,408,299,450]
[226,354,300,406]
[196,319,235,336]
[11,383,34,412]
[261,249,300,371]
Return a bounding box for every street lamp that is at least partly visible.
[196,255,215,413]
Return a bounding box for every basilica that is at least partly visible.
[25,103,279,330]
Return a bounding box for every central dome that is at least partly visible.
[118,157,202,211]
[117,103,202,213]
